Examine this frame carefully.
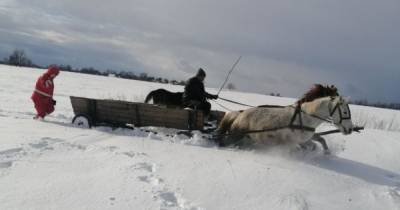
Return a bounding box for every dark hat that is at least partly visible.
[196,68,206,77]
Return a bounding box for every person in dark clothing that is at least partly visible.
[183,68,218,117]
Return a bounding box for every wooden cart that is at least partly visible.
[70,96,225,131]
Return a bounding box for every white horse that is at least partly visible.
[216,96,353,153]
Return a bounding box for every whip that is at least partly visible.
[217,56,242,96]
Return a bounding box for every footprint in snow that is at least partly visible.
[132,162,156,173]
[109,197,116,206]
[130,161,201,209]
[136,173,200,209]
[28,137,65,151]
[29,141,51,150]
[62,142,87,151]
[138,175,163,186]
[278,193,309,210]
[123,151,148,158]
[158,191,180,208]
[106,146,118,152]
[0,148,25,171]
[28,138,88,153]
[155,190,202,210]
[0,161,13,169]
[0,148,23,156]
[41,137,64,142]
[123,151,137,158]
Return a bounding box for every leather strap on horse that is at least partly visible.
[237,125,315,135]
[317,126,364,136]
[289,106,301,127]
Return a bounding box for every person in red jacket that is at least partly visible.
[31,65,60,120]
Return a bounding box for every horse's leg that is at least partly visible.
[225,123,247,147]
[312,134,330,155]
[231,133,246,147]
[216,131,244,147]
[214,127,244,147]
[214,115,234,145]
[299,140,317,151]
[214,111,243,147]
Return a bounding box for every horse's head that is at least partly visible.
[329,96,353,135]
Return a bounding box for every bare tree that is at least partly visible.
[4,49,33,67]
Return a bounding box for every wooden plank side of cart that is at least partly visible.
[209,110,225,124]
[70,96,204,130]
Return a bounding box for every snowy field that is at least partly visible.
[1,65,400,210]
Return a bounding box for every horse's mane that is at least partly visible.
[296,84,338,106]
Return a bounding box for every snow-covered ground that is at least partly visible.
[1,65,400,210]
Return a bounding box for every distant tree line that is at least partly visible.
[2,49,187,86]
[351,100,400,111]
[2,49,41,68]
[58,65,187,85]
[269,93,281,97]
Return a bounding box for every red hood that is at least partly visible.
[43,66,60,79]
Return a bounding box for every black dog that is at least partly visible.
[144,89,183,107]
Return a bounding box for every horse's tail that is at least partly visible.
[145,90,155,103]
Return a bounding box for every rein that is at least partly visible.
[213,100,233,111]
[216,97,256,107]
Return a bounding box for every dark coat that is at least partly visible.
[183,77,213,103]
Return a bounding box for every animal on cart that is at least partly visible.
[144,88,183,108]
[144,88,226,123]
[215,85,350,153]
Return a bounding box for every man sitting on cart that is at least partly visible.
[183,68,218,118]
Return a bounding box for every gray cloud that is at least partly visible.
[0,0,399,102]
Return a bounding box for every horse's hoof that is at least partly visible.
[299,141,317,151]
[217,140,227,147]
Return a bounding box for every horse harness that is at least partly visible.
[238,106,317,136]
[288,106,317,132]
[329,101,351,124]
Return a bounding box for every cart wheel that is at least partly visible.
[72,114,92,128]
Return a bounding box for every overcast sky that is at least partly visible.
[1,0,399,102]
